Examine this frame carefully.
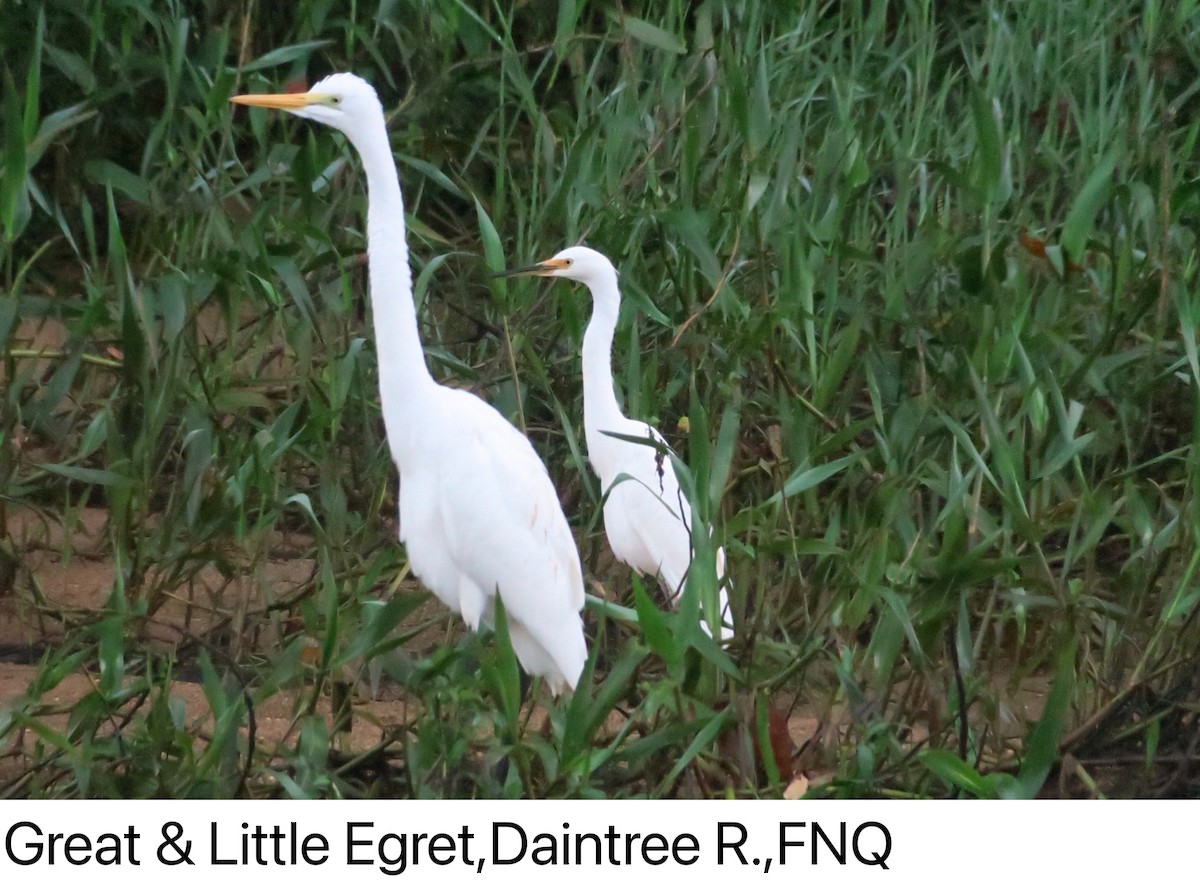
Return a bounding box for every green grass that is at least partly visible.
[1,0,1198,798]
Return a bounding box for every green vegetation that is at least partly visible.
[1,0,1198,798]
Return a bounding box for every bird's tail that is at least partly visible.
[509,611,587,696]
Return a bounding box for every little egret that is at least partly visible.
[501,246,734,643]
[232,74,587,693]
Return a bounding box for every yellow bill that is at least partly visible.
[493,257,571,278]
[230,92,319,110]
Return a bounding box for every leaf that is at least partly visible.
[38,463,131,487]
[919,749,996,797]
[1061,145,1120,262]
[611,14,687,55]
[474,197,507,302]
[85,160,151,205]
[335,597,426,665]
[271,256,317,325]
[1015,634,1077,797]
[239,40,335,73]
[709,404,740,505]
[397,153,466,199]
[632,576,678,667]
[23,9,45,144]
[1034,431,1096,479]
[781,451,858,498]
[485,594,522,736]
[661,207,721,284]
[44,43,96,92]
[753,537,845,557]
[94,616,125,697]
[815,311,862,408]
[555,0,582,50]
[2,71,30,240]
[663,706,734,785]
[748,53,771,156]
[968,364,1027,517]
[970,88,1002,200]
[562,633,646,766]
[12,710,74,753]
[284,493,327,541]
[318,556,340,669]
[687,612,742,680]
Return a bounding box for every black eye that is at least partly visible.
[564,259,573,266]
[331,96,342,105]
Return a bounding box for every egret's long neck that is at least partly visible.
[350,116,435,453]
[582,268,627,442]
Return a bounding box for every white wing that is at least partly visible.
[401,388,586,693]
[593,419,734,642]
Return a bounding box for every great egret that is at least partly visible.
[232,74,587,694]
[502,246,734,643]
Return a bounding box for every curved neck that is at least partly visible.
[347,117,435,452]
[582,267,626,438]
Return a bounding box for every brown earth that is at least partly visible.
[0,504,832,791]
[1,503,1057,796]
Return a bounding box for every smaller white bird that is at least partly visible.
[502,246,734,643]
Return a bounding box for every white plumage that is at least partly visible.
[503,246,734,643]
[232,74,587,693]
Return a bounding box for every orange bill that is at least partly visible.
[493,257,570,278]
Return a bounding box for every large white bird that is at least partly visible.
[232,74,587,694]
[503,246,734,643]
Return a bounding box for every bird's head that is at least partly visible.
[498,246,616,286]
[231,72,383,141]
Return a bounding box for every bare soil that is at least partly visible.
[1,503,1062,796]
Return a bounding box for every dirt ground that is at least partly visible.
[0,504,835,784]
[1,314,836,793]
[1,503,1058,796]
[0,506,424,766]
